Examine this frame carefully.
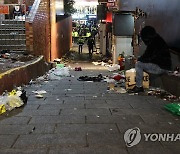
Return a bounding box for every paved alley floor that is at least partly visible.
[0,61,180,154]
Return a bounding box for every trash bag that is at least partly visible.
[164,103,180,116]
[20,89,28,104]
[53,67,70,77]
[5,95,24,111]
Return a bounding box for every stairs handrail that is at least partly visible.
[26,0,41,23]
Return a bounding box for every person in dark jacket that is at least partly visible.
[87,37,95,58]
[129,26,172,93]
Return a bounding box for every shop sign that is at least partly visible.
[0,5,9,14]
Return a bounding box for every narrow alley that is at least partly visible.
[0,46,180,154]
[0,0,180,153]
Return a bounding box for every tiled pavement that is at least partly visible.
[0,62,180,154]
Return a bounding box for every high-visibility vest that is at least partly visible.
[74,31,78,37]
[86,32,91,37]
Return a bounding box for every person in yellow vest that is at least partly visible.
[86,31,91,38]
[74,31,78,43]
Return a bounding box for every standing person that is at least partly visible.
[78,37,84,54]
[129,26,172,93]
[87,36,95,58]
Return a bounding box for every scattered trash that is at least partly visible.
[64,89,72,91]
[35,94,44,98]
[108,64,120,72]
[113,74,125,81]
[103,78,116,83]
[118,52,125,71]
[92,61,107,66]
[108,82,115,91]
[53,67,70,77]
[48,67,70,80]
[54,58,61,63]
[5,95,24,111]
[29,126,36,134]
[164,103,180,116]
[0,53,36,73]
[56,64,64,68]
[0,88,27,114]
[115,87,127,93]
[32,90,47,99]
[78,74,103,82]
[147,88,179,102]
[32,90,47,95]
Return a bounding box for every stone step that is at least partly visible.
[1,20,25,25]
[0,30,25,34]
[0,44,26,50]
[0,20,26,51]
[0,34,26,39]
[0,28,25,31]
[0,39,26,45]
[0,24,25,28]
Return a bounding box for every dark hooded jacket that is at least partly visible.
[138,26,172,70]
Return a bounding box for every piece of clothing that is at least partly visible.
[138,34,172,70]
[135,61,168,87]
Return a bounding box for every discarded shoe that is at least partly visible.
[75,67,82,71]
[128,86,144,93]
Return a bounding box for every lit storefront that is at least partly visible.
[72,1,98,25]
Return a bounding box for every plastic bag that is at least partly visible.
[108,64,120,72]
[5,95,24,111]
[164,103,180,116]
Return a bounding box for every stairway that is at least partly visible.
[0,20,26,52]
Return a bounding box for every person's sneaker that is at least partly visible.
[128,86,144,93]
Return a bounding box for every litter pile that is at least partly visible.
[168,67,180,77]
[104,73,126,93]
[0,88,27,115]
[0,50,36,73]
[147,88,179,102]
[92,61,121,72]
[30,64,71,83]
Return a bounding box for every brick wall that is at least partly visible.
[26,0,35,6]
[4,0,18,4]
[51,16,72,60]
[26,0,51,62]
[26,0,72,62]
[33,0,51,61]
